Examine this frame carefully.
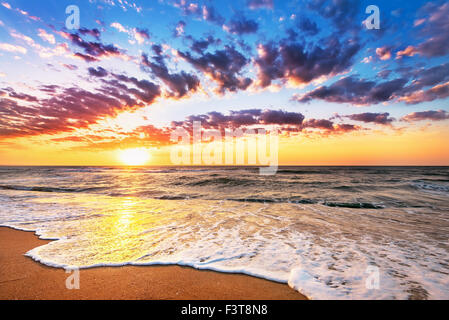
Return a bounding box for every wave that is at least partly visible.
[186,177,254,187]
[223,198,383,208]
[228,197,317,204]
[0,185,105,193]
[412,181,449,193]
[277,169,330,175]
[323,202,384,209]
[0,184,387,209]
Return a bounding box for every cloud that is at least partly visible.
[67,32,126,62]
[406,63,449,91]
[399,81,449,104]
[254,35,360,88]
[174,1,223,25]
[111,22,128,33]
[62,64,78,71]
[307,0,361,31]
[7,30,69,59]
[107,73,161,104]
[37,29,55,44]
[97,0,142,13]
[172,109,305,132]
[110,23,149,44]
[187,35,221,53]
[377,69,391,79]
[171,109,360,136]
[0,43,27,54]
[225,16,259,35]
[174,21,186,37]
[247,0,273,10]
[134,28,150,44]
[376,46,392,60]
[141,46,200,99]
[79,28,101,40]
[174,0,201,16]
[396,45,418,59]
[295,61,449,106]
[0,73,162,138]
[297,17,319,35]
[302,118,334,130]
[259,110,305,125]
[0,87,134,138]
[294,76,407,105]
[88,67,108,77]
[399,3,449,58]
[178,46,253,94]
[202,5,224,24]
[1,2,41,21]
[74,52,99,63]
[1,87,38,102]
[345,112,394,125]
[401,109,449,122]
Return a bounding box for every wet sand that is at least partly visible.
[0,227,307,300]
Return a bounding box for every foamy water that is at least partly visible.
[0,166,448,299]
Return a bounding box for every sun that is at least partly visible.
[118,148,151,166]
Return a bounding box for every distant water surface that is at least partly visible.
[0,166,448,299]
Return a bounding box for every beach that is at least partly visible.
[0,166,448,299]
[0,227,307,300]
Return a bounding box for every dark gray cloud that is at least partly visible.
[255,35,360,87]
[202,5,225,24]
[171,109,360,135]
[0,77,160,138]
[172,109,304,130]
[188,35,221,54]
[226,16,259,34]
[307,0,361,32]
[403,63,449,92]
[88,66,108,77]
[141,46,200,99]
[401,109,449,122]
[295,61,449,106]
[346,112,394,125]
[302,118,334,130]
[412,2,449,58]
[295,76,407,105]
[178,46,253,94]
[78,28,101,40]
[67,32,125,62]
[109,73,161,104]
[297,17,319,35]
[1,87,38,102]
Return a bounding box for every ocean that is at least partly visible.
[0,166,448,299]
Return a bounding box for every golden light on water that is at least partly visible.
[118,148,151,166]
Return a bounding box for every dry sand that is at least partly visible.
[0,227,307,300]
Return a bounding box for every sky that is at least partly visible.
[0,0,448,166]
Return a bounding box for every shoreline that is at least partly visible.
[0,226,307,300]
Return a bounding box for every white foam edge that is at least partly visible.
[2,222,312,299]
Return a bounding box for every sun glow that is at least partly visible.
[118,148,151,166]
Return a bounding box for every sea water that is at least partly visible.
[0,166,448,299]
